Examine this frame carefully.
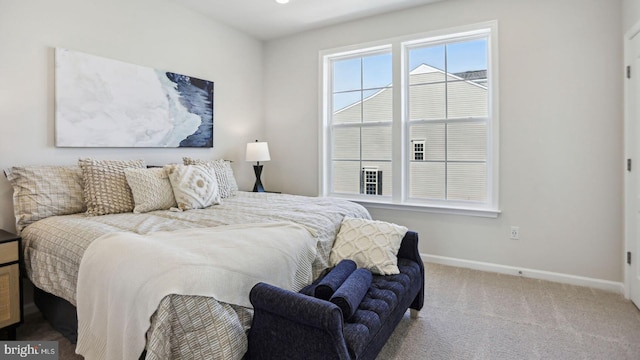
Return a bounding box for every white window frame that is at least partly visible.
[319,21,500,218]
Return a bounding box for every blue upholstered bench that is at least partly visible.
[247,231,424,360]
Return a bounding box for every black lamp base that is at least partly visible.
[253,165,265,192]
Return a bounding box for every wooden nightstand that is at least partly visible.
[0,229,22,340]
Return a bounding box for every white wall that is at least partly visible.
[0,0,626,284]
[0,0,264,232]
[624,0,640,32]
[264,0,624,282]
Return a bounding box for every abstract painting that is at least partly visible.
[55,48,213,147]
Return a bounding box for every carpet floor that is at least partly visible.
[13,263,640,359]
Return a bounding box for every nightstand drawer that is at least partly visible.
[0,264,20,328]
[0,241,18,264]
[0,231,22,338]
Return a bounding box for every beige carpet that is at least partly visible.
[14,263,640,359]
[379,263,640,359]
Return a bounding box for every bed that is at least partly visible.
[6,161,371,359]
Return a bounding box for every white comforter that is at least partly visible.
[76,222,317,360]
[22,192,371,359]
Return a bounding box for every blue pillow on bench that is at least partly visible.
[314,259,357,300]
[330,268,372,320]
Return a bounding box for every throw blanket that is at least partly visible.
[76,222,317,360]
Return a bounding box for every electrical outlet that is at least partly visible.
[510,226,520,240]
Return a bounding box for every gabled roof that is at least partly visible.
[334,63,487,113]
[410,64,487,89]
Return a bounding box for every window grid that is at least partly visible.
[444,45,449,200]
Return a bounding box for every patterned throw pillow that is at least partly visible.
[5,165,86,233]
[124,168,177,213]
[164,164,221,211]
[329,217,408,275]
[182,157,238,198]
[79,158,146,216]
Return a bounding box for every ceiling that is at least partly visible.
[171,0,445,40]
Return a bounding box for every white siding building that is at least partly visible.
[331,64,488,200]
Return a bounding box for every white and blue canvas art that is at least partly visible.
[55,48,213,147]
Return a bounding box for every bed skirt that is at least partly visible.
[33,286,78,343]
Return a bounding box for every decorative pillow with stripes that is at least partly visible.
[164,164,221,211]
[182,157,238,198]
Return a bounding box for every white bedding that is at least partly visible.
[76,223,317,360]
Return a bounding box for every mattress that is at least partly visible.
[21,191,371,359]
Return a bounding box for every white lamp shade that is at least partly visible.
[246,142,271,162]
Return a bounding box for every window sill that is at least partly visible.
[350,198,501,218]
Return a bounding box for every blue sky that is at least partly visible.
[332,39,487,111]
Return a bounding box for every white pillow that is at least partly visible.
[329,217,408,275]
[182,157,238,198]
[124,168,177,213]
[164,164,221,211]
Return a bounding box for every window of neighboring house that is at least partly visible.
[412,140,426,161]
[321,22,499,217]
[361,166,383,195]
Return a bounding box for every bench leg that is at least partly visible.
[410,309,420,319]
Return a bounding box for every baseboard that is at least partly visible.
[423,254,624,294]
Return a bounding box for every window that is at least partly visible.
[321,22,499,217]
[407,37,489,203]
[328,49,393,197]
